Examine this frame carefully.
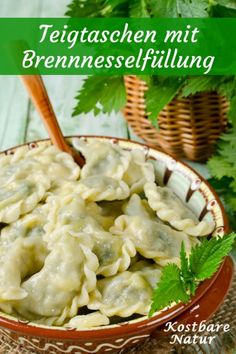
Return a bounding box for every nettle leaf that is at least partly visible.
[180,242,196,294]
[139,75,152,85]
[100,0,130,17]
[181,77,221,97]
[190,234,236,281]
[148,0,210,18]
[219,128,236,147]
[208,126,236,229]
[145,77,184,126]
[149,264,189,317]
[150,233,235,316]
[177,0,210,17]
[217,76,236,99]
[72,76,106,116]
[99,77,127,113]
[228,96,236,123]
[66,0,105,17]
[129,0,150,17]
[180,242,190,280]
[211,0,236,17]
[66,0,129,18]
[72,76,126,116]
[208,177,236,229]
[208,156,235,180]
[209,177,236,205]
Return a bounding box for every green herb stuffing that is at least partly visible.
[149,233,236,317]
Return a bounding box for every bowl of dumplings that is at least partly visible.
[0,136,233,354]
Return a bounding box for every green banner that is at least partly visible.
[0,18,236,75]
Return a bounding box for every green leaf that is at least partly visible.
[148,0,210,18]
[190,233,236,281]
[219,128,236,147]
[66,0,105,17]
[145,77,184,126]
[148,264,190,317]
[99,77,127,113]
[208,156,235,180]
[207,126,236,230]
[66,0,215,18]
[138,75,152,85]
[181,76,221,97]
[177,0,210,17]
[72,76,126,117]
[217,76,236,100]
[181,243,197,295]
[180,242,190,280]
[150,233,235,317]
[129,0,150,17]
[208,177,236,230]
[180,242,196,294]
[228,95,236,123]
[66,0,129,18]
[72,76,106,116]
[211,0,236,17]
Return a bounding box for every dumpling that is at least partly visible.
[0,173,50,223]
[129,260,162,289]
[0,147,42,186]
[0,236,47,307]
[0,203,48,247]
[65,311,109,329]
[44,194,103,242]
[122,149,155,193]
[0,144,80,188]
[144,182,215,236]
[122,194,156,220]
[110,215,194,266]
[92,231,136,276]
[29,145,80,184]
[90,201,124,231]
[72,138,130,180]
[46,199,135,277]
[0,206,48,311]
[15,234,98,325]
[88,263,162,317]
[88,272,153,317]
[73,176,130,202]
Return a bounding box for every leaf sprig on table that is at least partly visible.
[149,233,236,317]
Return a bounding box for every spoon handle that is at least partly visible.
[20,75,84,166]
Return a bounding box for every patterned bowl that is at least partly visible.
[0,136,234,354]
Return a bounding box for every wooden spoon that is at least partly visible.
[20,75,85,166]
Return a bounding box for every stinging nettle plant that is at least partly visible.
[66,0,236,124]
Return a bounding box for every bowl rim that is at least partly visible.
[0,135,229,339]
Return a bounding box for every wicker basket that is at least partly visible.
[123,76,229,161]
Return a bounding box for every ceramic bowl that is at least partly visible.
[0,136,234,354]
